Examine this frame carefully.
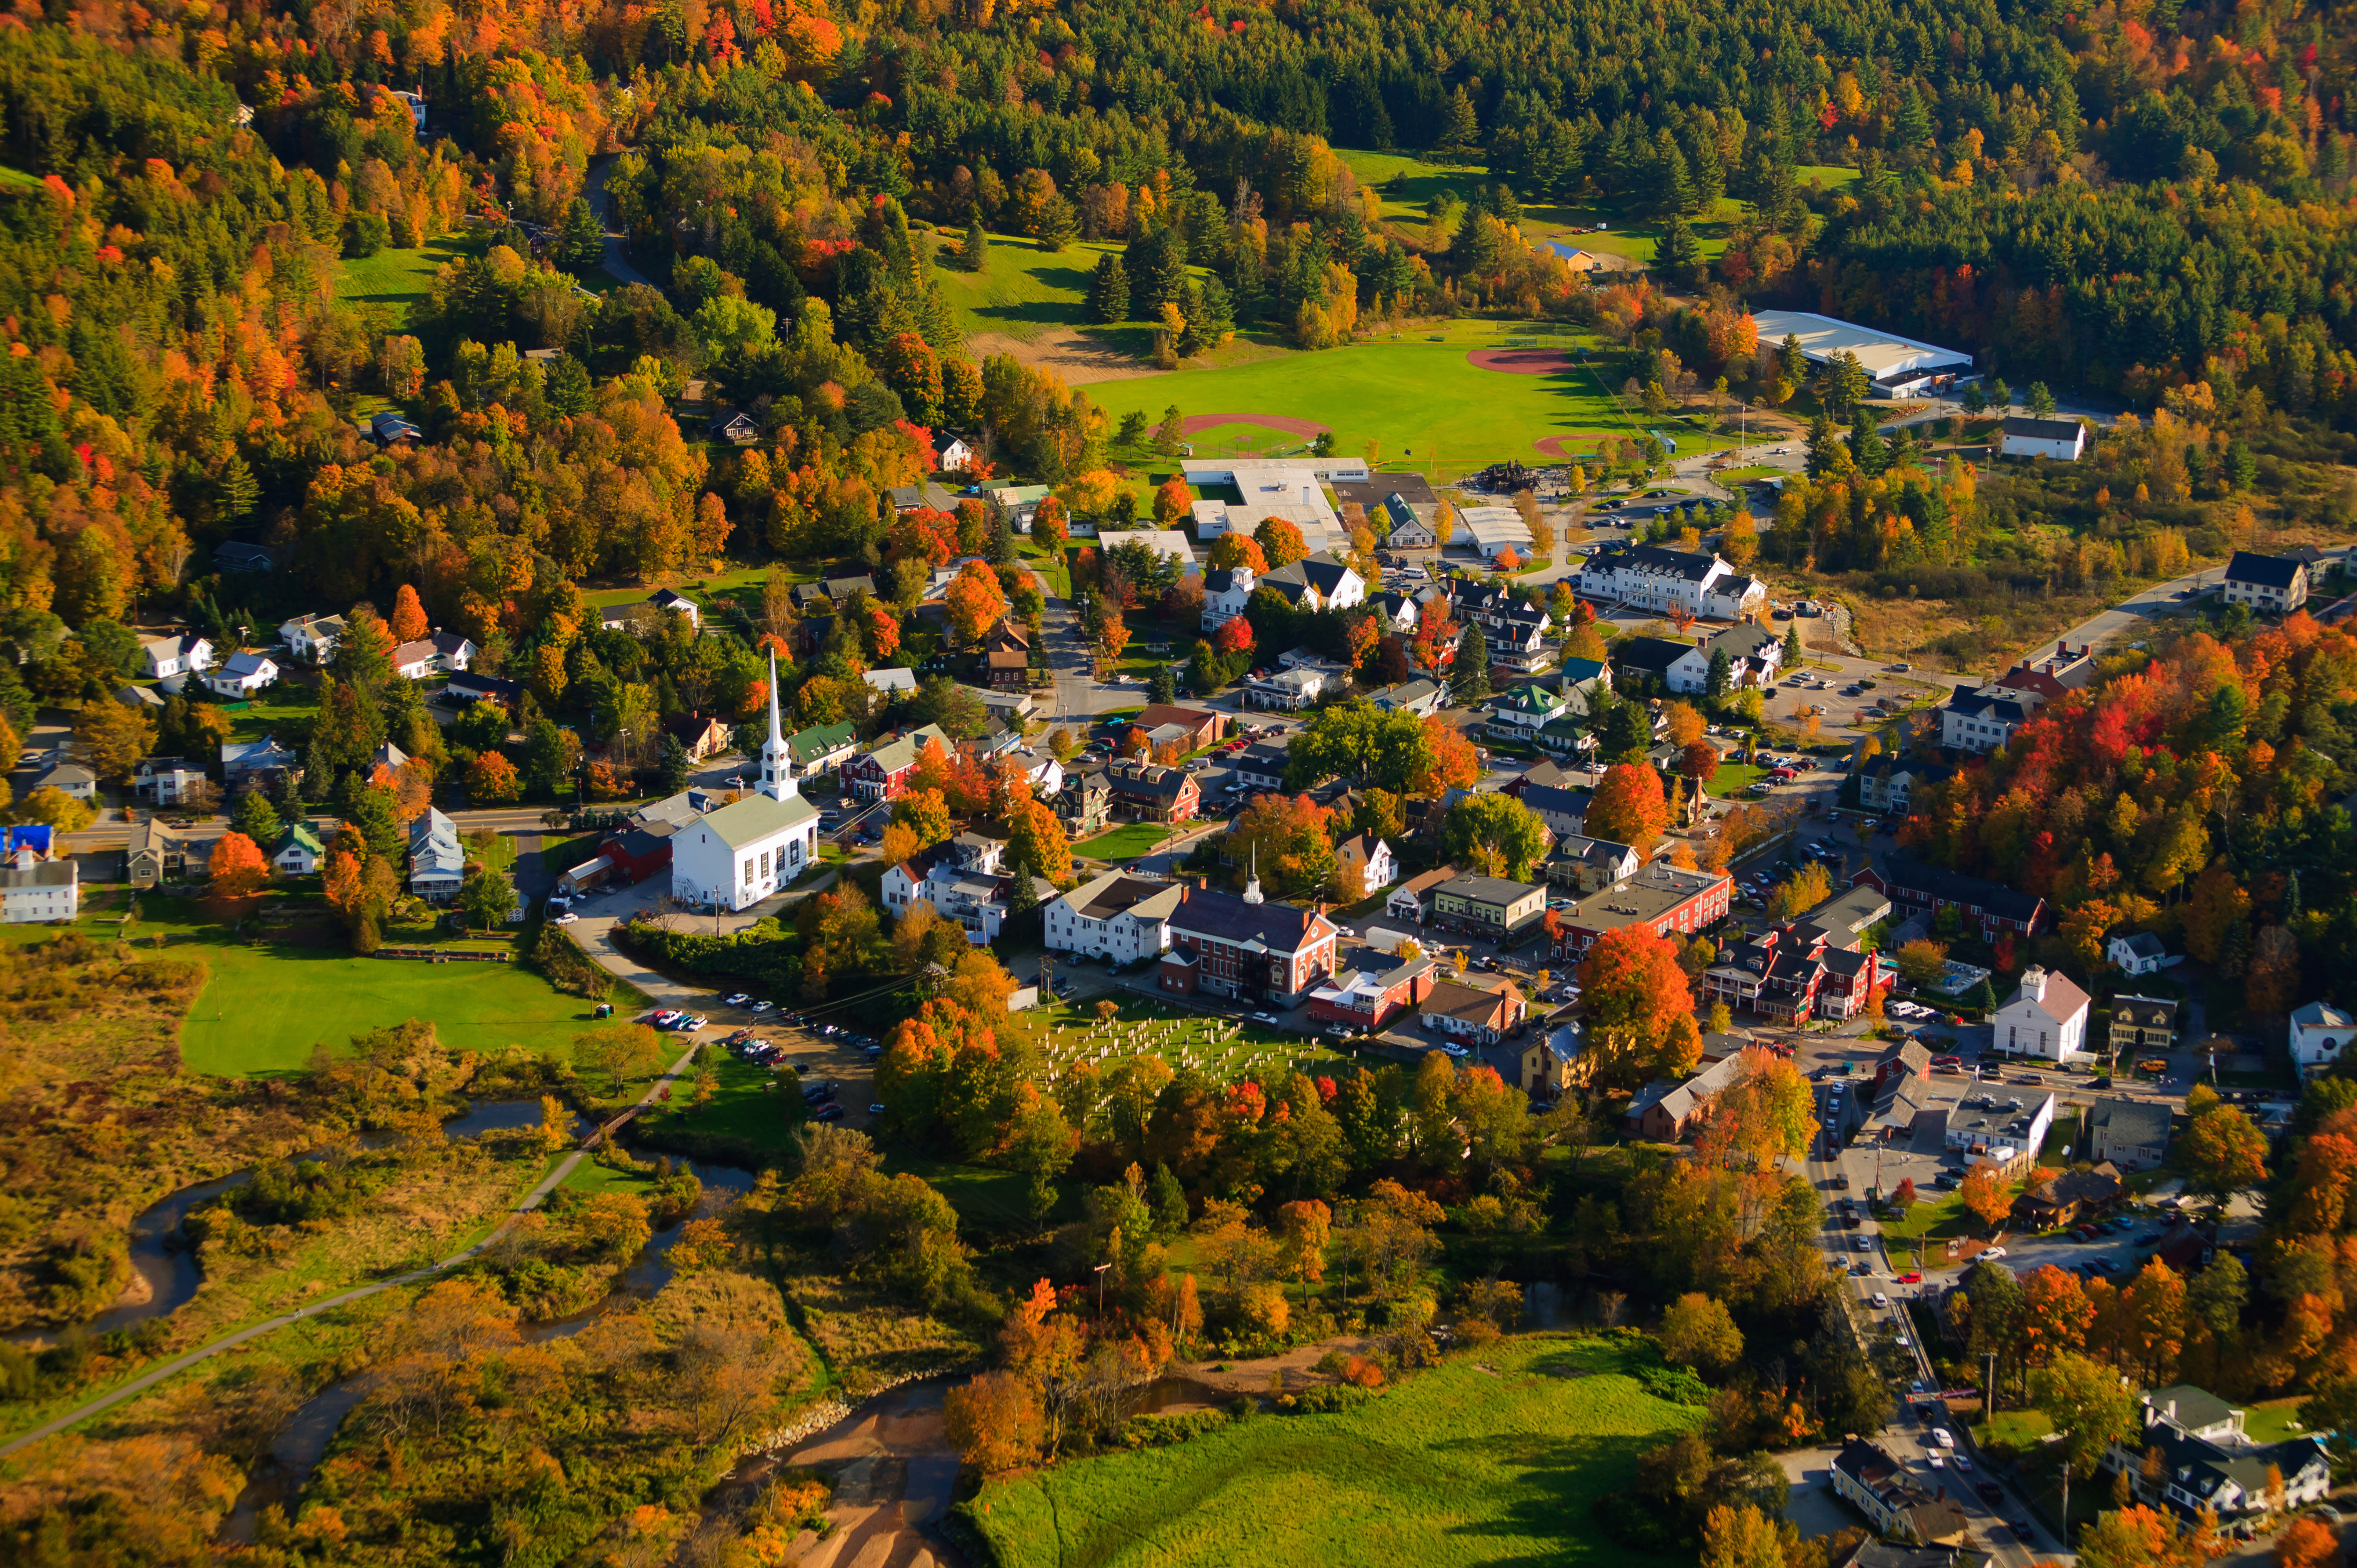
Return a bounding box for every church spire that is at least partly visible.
[1242,844,1263,905]
[759,649,795,802]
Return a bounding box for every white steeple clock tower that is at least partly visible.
[759,651,796,803]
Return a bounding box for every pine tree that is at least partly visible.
[1455,625,1492,700]
[1805,413,1843,478]
[1088,253,1132,324]
[1782,623,1804,667]
[962,216,991,274]
[233,787,281,845]
[1154,404,1187,462]
[556,197,606,275]
[1706,646,1734,698]
[1848,409,1887,476]
[659,732,693,794]
[215,454,259,526]
[1441,85,1481,152]
[2026,382,2058,418]
[1778,333,1808,389]
[1895,86,1934,149]
[1148,665,1176,703]
[1656,215,1700,281]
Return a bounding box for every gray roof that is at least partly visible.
[2117,931,2167,959]
[2090,1096,2174,1148]
[1615,635,1704,674]
[686,789,819,850]
[2001,415,2086,442]
[1437,873,1543,907]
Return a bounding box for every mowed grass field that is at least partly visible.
[334,238,467,325]
[1085,336,1645,477]
[969,1334,1700,1568]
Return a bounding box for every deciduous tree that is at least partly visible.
[1586,763,1670,845]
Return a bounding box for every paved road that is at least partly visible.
[0,1036,704,1457]
[583,154,652,290]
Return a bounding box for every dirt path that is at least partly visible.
[1180,412,1330,440]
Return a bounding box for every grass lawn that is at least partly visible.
[1879,1186,1974,1248]
[1075,823,1175,861]
[1004,993,1351,1085]
[633,1045,807,1159]
[109,899,632,1075]
[206,686,319,746]
[1707,761,1766,794]
[1981,1407,2055,1447]
[333,238,469,326]
[2243,1397,2316,1444]
[967,1333,1699,1568]
[884,1153,1054,1231]
[1082,333,1664,479]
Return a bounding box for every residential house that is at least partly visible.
[132,757,207,805]
[839,724,952,802]
[1134,704,1228,752]
[1856,757,1955,814]
[2291,999,2357,1079]
[1703,622,1783,685]
[1999,415,2090,460]
[1419,977,1529,1044]
[1333,834,1394,894]
[1430,874,1547,941]
[220,737,299,789]
[938,434,978,472]
[2223,551,2311,615]
[1549,865,1733,962]
[1522,1031,1576,1097]
[2109,932,2173,975]
[34,761,96,802]
[140,633,212,679]
[270,820,327,876]
[1058,770,1112,837]
[1103,758,1200,822]
[1627,1052,1749,1142]
[1231,742,1292,793]
[711,409,761,445]
[1872,1038,1932,1102]
[1364,679,1444,717]
[279,614,346,662]
[116,684,165,714]
[601,588,701,632]
[2110,995,2179,1058]
[2087,1097,2174,1172]
[1488,614,1555,675]
[408,808,466,903]
[1157,880,1341,1007]
[862,667,918,698]
[880,833,1048,945]
[1242,666,1330,710]
[1487,683,1572,738]
[886,482,960,515]
[666,713,734,762]
[1306,960,1437,1033]
[1542,834,1641,894]
[1939,684,2039,752]
[389,631,475,681]
[1576,543,1765,620]
[206,651,280,698]
[2013,1164,2126,1230]
[1376,492,1438,549]
[2100,1386,2333,1520]
[0,847,76,923]
[1790,884,1893,952]
[785,721,860,778]
[1515,783,1591,844]
[215,540,274,574]
[1369,590,1422,636]
[984,484,1053,529]
[1201,564,1257,631]
[1993,965,2091,1062]
[1855,856,2047,938]
[1045,870,1185,963]
[442,672,523,708]
[982,619,1032,689]
[368,411,423,447]
[1829,1439,1971,1547]
[792,575,879,611]
[1613,635,1711,695]
[1946,1091,2055,1171]
[1385,866,1459,925]
[1009,747,1063,799]
[1256,551,1366,614]
[125,818,188,889]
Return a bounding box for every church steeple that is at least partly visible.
[1242,844,1263,905]
[759,650,795,802]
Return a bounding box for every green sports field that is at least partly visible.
[1082,335,1653,477]
[967,1333,1700,1568]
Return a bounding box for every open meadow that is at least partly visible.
[967,1333,1701,1568]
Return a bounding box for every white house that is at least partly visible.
[1614,635,1712,695]
[1376,493,1438,550]
[1578,544,1764,620]
[279,614,346,662]
[0,848,76,922]
[1940,685,2040,753]
[206,651,280,698]
[938,435,978,472]
[1045,869,1184,963]
[2000,416,2088,461]
[2101,1388,2334,1520]
[35,761,96,802]
[140,633,212,679]
[1202,564,1257,630]
[1100,529,1201,579]
[2291,1000,2357,1079]
[668,655,821,912]
[1335,834,1394,892]
[1010,748,1064,798]
[1487,683,1572,736]
[133,756,206,805]
[1994,964,2091,1062]
[2222,551,2310,616]
[1257,551,1366,614]
[408,808,465,903]
[1241,666,1329,711]
[270,821,326,875]
[2108,931,2174,976]
[880,832,1050,945]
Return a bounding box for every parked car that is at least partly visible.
[723,993,752,1007]
[813,1104,844,1121]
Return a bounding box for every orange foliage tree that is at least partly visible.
[944,561,1009,643]
[1584,763,1670,845]
[205,830,270,913]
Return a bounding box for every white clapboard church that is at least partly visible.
[670,652,821,912]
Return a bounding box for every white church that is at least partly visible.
[669,654,823,912]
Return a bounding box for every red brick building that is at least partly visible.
[1158,883,1339,1007]
[1549,863,1732,963]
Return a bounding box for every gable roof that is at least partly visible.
[1615,635,1705,674]
[785,721,857,764]
[2116,931,2167,959]
[2001,415,2087,442]
[2226,550,2305,589]
[687,789,819,849]
[2089,1096,2174,1148]
[1167,884,1335,954]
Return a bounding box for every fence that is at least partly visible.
[375,948,514,963]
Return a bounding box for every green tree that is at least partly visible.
[1283,702,1435,794]
[215,453,260,526]
[1655,213,1700,280]
[232,788,282,845]
[1706,646,1734,698]
[2036,1351,2140,1482]
[1659,1292,1744,1375]
[459,865,517,932]
[1088,253,1131,324]
[555,197,605,275]
[1441,792,1549,880]
[1154,404,1187,462]
[2025,381,2058,419]
[658,732,694,795]
[962,216,991,274]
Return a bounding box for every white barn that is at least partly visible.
[669,654,821,912]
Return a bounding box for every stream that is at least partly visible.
[216,1151,755,1543]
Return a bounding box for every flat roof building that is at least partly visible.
[1751,309,1973,380]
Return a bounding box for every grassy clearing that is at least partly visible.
[333,238,467,324]
[2243,1396,2315,1444]
[1003,994,1351,1085]
[1075,823,1176,861]
[934,234,1144,351]
[632,1046,806,1163]
[1706,761,1766,795]
[1878,1186,1974,1248]
[967,1333,1699,1568]
[107,898,629,1075]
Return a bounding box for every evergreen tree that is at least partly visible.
[658,732,693,795]
[215,453,259,526]
[1154,404,1187,462]
[1148,665,1177,704]
[1037,195,1079,252]
[1848,408,1887,476]
[988,509,1017,567]
[1439,85,1481,152]
[1088,253,1132,324]
[1656,215,1701,282]
[1455,624,1492,700]
[1777,333,1808,388]
[1649,129,1696,217]
[1895,86,1934,149]
[962,216,991,274]
[1989,376,2012,411]
[232,787,281,845]
[1805,413,1844,478]
[546,354,594,416]
[2025,382,2058,418]
[1782,623,1804,667]
[1706,646,1734,698]
[556,197,606,275]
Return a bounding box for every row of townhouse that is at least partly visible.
[1575,543,1766,620]
[1937,640,2097,752]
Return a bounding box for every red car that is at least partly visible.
[1897,1272,1923,1284]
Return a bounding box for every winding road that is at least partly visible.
[0,1037,703,1458]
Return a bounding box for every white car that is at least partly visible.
[751,1000,775,1013]
[1980,1246,2007,1260]
[552,912,578,925]
[723,992,752,1007]
[1873,1291,1890,1308]
[1931,1429,1955,1450]
[1926,1450,1943,1468]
